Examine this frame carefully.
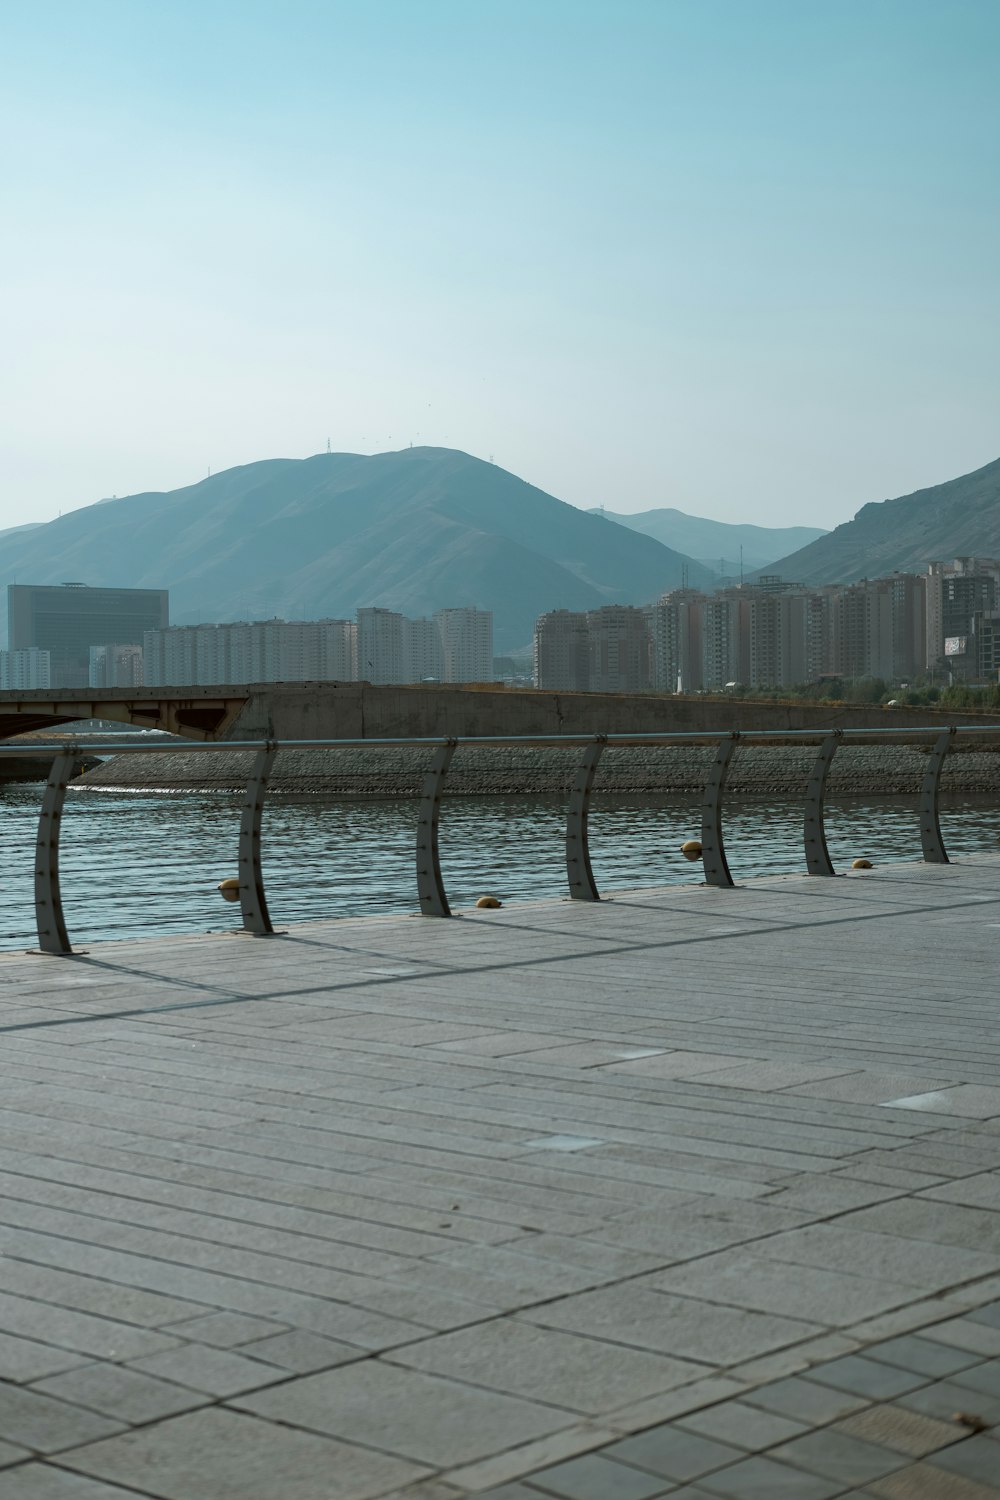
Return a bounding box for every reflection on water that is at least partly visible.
[0,784,997,950]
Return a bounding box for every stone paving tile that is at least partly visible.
[234,1359,576,1467]
[950,1361,1000,1398]
[768,1428,909,1484]
[692,1452,850,1498]
[603,1425,746,1482]
[4,864,1000,1494]
[162,1310,286,1347]
[882,1086,1000,1119]
[898,1379,1000,1428]
[126,1342,289,1397]
[644,1250,914,1326]
[868,1461,1000,1497]
[742,1376,870,1425]
[836,1403,971,1457]
[30,1362,210,1424]
[926,1320,1000,1358]
[807,1354,932,1400]
[0,1381,125,1453]
[865,1335,985,1380]
[924,1433,1000,1486]
[0,1467,156,1499]
[678,1400,810,1451]
[521,1283,823,1363]
[57,1406,428,1498]
[0,1333,91,1385]
[754,1224,1000,1290]
[387,1318,702,1414]
[0,1436,31,1467]
[235,1328,368,1373]
[527,1452,672,1498]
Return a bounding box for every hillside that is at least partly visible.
[764,455,1000,584]
[592,507,825,573]
[0,448,714,651]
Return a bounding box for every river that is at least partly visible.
[1,785,998,950]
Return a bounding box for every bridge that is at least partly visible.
[2,680,999,744]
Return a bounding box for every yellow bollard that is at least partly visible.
[851,858,873,870]
[681,840,703,861]
[476,895,502,909]
[218,877,241,902]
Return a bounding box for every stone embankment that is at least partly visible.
[77,741,1000,798]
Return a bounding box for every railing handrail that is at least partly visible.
[5,722,1000,758]
[13,723,994,957]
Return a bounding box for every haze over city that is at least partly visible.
[4,0,998,531]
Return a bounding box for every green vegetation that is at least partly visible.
[725,678,1000,711]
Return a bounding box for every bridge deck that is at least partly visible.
[1,862,1000,1497]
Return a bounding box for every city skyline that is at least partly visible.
[3,1,998,531]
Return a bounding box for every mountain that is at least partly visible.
[590,506,826,574]
[0,448,715,651]
[763,455,1000,585]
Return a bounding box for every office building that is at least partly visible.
[8,584,168,689]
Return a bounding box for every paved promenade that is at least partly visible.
[2,858,1000,1498]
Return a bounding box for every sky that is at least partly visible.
[2,0,998,531]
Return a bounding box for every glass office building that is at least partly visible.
[8,584,169,688]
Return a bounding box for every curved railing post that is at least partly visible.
[35,751,75,956]
[701,734,737,888]
[804,731,841,875]
[566,736,606,900]
[238,746,277,935]
[920,728,955,864]
[416,739,457,917]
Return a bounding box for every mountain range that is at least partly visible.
[764,455,1000,584]
[591,507,826,574]
[0,448,715,651]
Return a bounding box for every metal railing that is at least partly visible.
[5,724,998,956]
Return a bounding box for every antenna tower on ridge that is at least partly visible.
[327,438,331,453]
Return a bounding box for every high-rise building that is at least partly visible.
[586,605,651,693]
[0,646,51,690]
[433,607,493,683]
[8,584,169,689]
[926,559,1000,680]
[89,644,144,688]
[701,592,746,690]
[647,591,704,692]
[356,608,405,685]
[403,617,444,682]
[533,610,590,690]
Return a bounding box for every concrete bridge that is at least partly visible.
[1,680,999,746]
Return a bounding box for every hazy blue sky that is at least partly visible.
[2,0,998,529]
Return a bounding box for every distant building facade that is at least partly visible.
[143,619,356,686]
[89,644,144,688]
[8,584,168,689]
[434,606,493,683]
[0,646,51,690]
[533,610,591,691]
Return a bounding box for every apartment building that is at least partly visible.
[434,607,493,683]
[533,610,590,690]
[0,646,51,690]
[89,644,144,688]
